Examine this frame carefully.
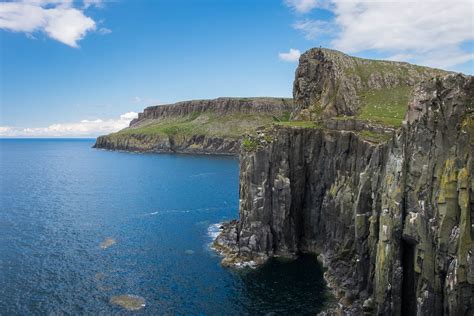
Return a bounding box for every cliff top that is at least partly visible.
[98,97,294,146]
[300,48,448,81]
[130,97,293,127]
[143,97,293,112]
[293,48,451,126]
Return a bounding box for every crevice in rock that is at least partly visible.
[401,239,417,316]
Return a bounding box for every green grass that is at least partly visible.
[358,130,392,143]
[342,55,446,86]
[111,112,277,139]
[273,111,291,122]
[242,138,259,151]
[357,86,412,126]
[274,121,319,128]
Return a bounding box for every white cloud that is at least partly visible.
[285,0,329,13]
[279,48,301,62]
[83,0,104,9]
[98,27,111,35]
[0,0,104,47]
[293,20,333,40]
[132,96,142,103]
[289,0,474,70]
[0,112,138,137]
[120,112,139,120]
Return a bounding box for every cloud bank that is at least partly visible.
[0,0,105,47]
[285,0,474,70]
[0,112,138,138]
[279,48,301,62]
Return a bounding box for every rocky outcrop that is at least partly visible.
[94,133,240,154]
[130,97,293,127]
[293,48,447,120]
[215,74,473,315]
[94,97,293,155]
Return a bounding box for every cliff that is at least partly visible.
[293,48,447,125]
[214,49,473,315]
[94,97,293,154]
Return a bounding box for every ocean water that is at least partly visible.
[0,139,329,315]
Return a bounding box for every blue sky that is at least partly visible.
[1,0,473,137]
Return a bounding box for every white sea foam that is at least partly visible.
[207,223,223,240]
[189,172,216,178]
[142,206,224,217]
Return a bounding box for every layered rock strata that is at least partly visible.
[94,97,293,155]
[130,97,293,126]
[215,74,473,315]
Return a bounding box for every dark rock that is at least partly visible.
[215,74,473,315]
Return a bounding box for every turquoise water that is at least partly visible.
[0,139,328,314]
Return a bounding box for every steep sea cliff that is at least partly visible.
[214,50,473,315]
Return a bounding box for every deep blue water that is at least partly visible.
[0,139,329,315]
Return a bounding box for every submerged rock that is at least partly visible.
[109,294,146,311]
[94,272,106,280]
[100,237,116,249]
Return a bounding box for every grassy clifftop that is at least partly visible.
[110,112,286,139]
[293,48,450,126]
[94,97,293,154]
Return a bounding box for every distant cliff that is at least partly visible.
[94,97,293,154]
[214,49,473,315]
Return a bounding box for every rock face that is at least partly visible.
[216,74,473,315]
[293,48,447,120]
[94,133,241,154]
[94,97,293,155]
[130,97,294,126]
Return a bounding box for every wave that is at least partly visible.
[141,206,228,217]
[189,172,216,178]
[207,223,223,240]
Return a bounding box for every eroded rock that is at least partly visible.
[216,74,473,315]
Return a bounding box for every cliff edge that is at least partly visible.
[214,49,473,315]
[94,97,293,154]
[293,48,447,124]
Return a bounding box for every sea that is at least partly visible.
[0,138,329,315]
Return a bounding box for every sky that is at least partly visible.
[1,0,473,137]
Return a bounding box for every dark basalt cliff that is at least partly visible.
[94,97,293,154]
[215,50,473,315]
